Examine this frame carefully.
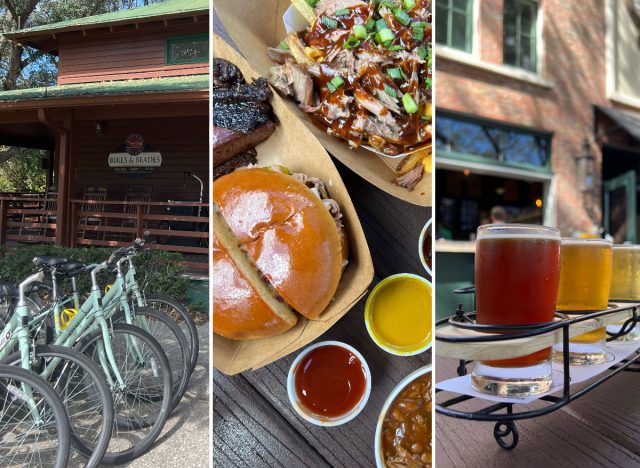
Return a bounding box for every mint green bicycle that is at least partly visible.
[3,254,173,465]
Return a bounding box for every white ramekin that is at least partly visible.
[286,340,372,427]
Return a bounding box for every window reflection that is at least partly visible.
[435,113,550,169]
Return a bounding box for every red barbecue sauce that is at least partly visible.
[294,345,367,418]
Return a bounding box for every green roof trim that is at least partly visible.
[0,74,208,102]
[4,0,208,39]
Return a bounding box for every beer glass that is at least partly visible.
[551,239,612,365]
[608,245,640,341]
[472,224,561,397]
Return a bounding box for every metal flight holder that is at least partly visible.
[435,301,640,451]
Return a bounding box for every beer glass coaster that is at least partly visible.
[436,340,640,405]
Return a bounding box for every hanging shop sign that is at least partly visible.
[108,134,162,174]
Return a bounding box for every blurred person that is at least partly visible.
[490,206,508,224]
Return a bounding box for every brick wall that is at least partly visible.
[436,0,611,235]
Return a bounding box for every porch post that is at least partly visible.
[0,200,7,246]
[56,131,70,245]
[38,109,72,246]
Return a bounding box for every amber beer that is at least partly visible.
[472,224,561,397]
[552,239,612,365]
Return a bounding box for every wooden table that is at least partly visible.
[212,13,431,466]
[212,155,431,466]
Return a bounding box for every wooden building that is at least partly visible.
[0,0,209,267]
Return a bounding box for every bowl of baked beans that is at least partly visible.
[375,365,432,467]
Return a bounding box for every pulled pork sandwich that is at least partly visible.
[212,167,347,340]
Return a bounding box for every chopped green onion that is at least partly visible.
[394,9,411,25]
[354,24,367,39]
[343,36,361,48]
[403,0,416,10]
[366,18,376,30]
[327,75,345,92]
[425,77,432,89]
[384,84,397,97]
[379,0,397,9]
[278,40,289,50]
[427,47,432,67]
[335,8,350,16]
[377,27,395,44]
[321,16,338,28]
[416,45,427,60]
[402,93,418,114]
[387,68,403,79]
[388,44,405,51]
[305,0,319,6]
[375,18,387,32]
[412,21,426,40]
[421,115,430,121]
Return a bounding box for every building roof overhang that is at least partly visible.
[595,105,640,142]
[3,0,209,53]
[0,74,208,111]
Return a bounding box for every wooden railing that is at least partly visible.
[0,196,57,244]
[0,196,209,267]
[70,199,209,256]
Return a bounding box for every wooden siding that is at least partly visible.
[72,116,208,204]
[58,24,208,85]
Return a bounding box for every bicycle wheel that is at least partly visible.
[75,323,171,465]
[0,364,70,468]
[142,293,199,373]
[113,306,190,412]
[2,345,114,468]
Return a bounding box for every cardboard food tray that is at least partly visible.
[213,35,375,375]
[213,0,432,207]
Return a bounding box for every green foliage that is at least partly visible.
[0,149,46,192]
[0,245,204,313]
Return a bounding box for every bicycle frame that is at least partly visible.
[0,271,50,423]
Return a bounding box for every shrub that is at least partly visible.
[0,245,204,313]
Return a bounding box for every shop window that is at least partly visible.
[166,34,209,65]
[503,0,537,72]
[436,111,551,172]
[436,0,474,52]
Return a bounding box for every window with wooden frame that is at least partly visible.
[435,0,474,52]
[435,110,552,173]
[166,34,209,65]
[503,0,538,72]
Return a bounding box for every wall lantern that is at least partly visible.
[95,122,107,135]
[576,138,596,193]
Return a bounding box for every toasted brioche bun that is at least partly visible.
[212,211,297,340]
[214,168,343,319]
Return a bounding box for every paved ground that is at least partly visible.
[123,323,210,467]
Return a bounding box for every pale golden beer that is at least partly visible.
[556,239,612,311]
[553,239,612,365]
[608,245,640,341]
[610,245,640,300]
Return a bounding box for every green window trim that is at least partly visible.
[435,110,553,174]
[166,33,209,65]
[503,0,538,72]
[436,0,473,53]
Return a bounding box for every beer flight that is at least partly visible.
[470,224,640,398]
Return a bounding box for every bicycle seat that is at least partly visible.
[33,256,69,269]
[0,282,18,299]
[57,260,86,276]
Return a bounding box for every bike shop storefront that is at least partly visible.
[0,82,209,269]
